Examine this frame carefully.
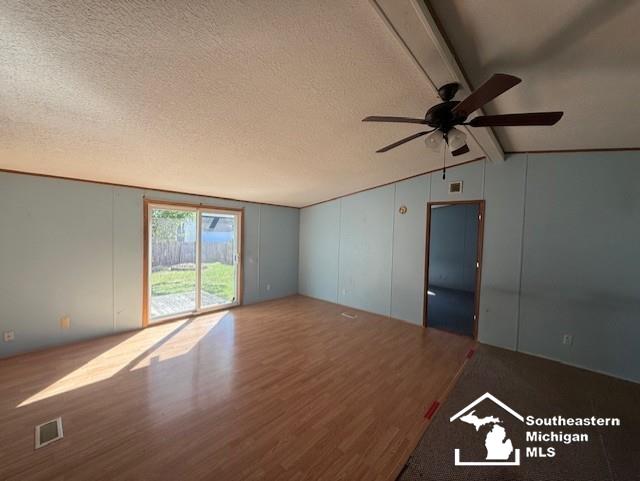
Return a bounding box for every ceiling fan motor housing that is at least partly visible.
[437,82,460,101]
[424,101,467,131]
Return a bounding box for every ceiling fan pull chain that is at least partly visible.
[442,133,447,180]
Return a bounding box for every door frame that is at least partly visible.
[142,198,244,327]
[422,200,485,339]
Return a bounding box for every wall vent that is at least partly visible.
[35,417,63,449]
[448,181,463,194]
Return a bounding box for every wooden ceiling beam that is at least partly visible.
[370,0,505,162]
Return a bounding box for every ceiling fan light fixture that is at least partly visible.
[424,130,443,152]
[447,127,467,152]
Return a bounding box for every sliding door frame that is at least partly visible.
[142,198,244,327]
[422,200,485,339]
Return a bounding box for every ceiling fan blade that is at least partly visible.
[363,116,427,125]
[453,73,521,117]
[376,130,433,153]
[469,111,564,127]
[451,143,470,156]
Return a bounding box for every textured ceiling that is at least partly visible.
[0,1,482,207]
[430,0,640,152]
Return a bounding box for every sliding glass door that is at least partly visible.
[146,202,242,324]
[149,206,198,319]
[200,211,239,309]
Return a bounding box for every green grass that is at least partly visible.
[151,262,235,301]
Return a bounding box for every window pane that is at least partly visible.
[200,213,237,308]
[149,208,197,320]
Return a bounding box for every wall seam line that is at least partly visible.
[297,209,302,295]
[477,159,486,336]
[481,158,487,198]
[112,188,116,331]
[515,154,529,351]
[389,185,397,317]
[257,205,261,302]
[336,199,343,304]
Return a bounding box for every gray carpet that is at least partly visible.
[398,345,640,481]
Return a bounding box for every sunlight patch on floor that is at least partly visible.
[131,311,228,370]
[17,320,189,407]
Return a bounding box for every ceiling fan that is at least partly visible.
[363,73,563,157]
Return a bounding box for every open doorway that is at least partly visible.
[424,200,484,338]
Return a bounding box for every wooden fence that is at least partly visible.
[152,241,234,268]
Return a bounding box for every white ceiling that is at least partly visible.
[0,0,482,208]
[3,1,637,207]
[430,0,640,152]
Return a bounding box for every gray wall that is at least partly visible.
[299,159,484,325]
[338,186,395,314]
[299,153,640,382]
[428,204,478,292]
[518,153,640,382]
[0,172,299,357]
[298,200,340,302]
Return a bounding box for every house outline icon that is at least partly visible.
[449,392,524,466]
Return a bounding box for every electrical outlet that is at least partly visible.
[3,330,15,342]
[60,316,71,329]
[562,334,573,346]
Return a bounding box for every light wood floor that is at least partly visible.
[0,296,474,481]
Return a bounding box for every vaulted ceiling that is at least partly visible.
[430,0,640,152]
[1,1,638,207]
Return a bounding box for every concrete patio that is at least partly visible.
[151,291,229,319]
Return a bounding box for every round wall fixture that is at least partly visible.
[399,205,407,214]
